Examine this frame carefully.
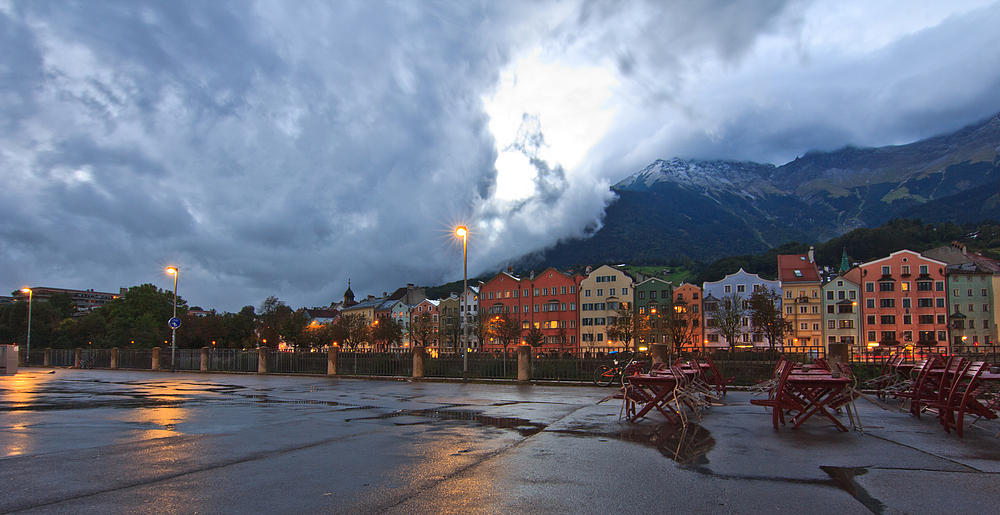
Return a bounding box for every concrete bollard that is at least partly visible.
[412,346,425,379]
[152,347,161,371]
[43,348,51,367]
[74,348,83,368]
[517,344,531,382]
[110,348,118,369]
[258,347,268,374]
[200,347,209,371]
[327,346,339,377]
[651,344,668,366]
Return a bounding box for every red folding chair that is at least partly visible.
[703,355,735,396]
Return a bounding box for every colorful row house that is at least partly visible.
[479,268,583,354]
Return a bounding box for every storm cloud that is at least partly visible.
[3,0,999,311]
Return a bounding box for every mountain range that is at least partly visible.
[529,111,1000,269]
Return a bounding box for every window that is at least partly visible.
[569,303,575,310]
[534,304,539,312]
[693,293,699,299]
[866,282,875,292]
[984,304,989,312]
[838,304,854,314]
[903,331,912,342]
[827,291,835,300]
[917,281,933,291]
[982,289,988,297]
[954,289,960,297]
[849,291,856,300]
[597,333,604,342]
[812,306,819,314]
[724,285,732,293]
[737,285,745,293]
[881,331,896,342]
[839,320,854,329]
[937,315,946,324]
[936,282,945,291]
[813,323,820,331]
[901,265,910,275]
[609,288,615,296]
[800,306,808,314]
[879,282,895,292]
[867,315,876,325]
[489,292,494,300]
[880,315,896,325]
[903,315,911,325]
[560,286,566,295]
[866,299,875,309]
[623,288,629,295]
[917,298,933,308]
[919,265,929,274]
[936,298,945,308]
[542,288,548,296]
[882,266,891,275]
[523,289,529,297]
[650,291,657,299]
[827,305,835,314]
[638,291,645,299]
[707,334,719,342]
[938,331,947,341]
[786,306,793,314]
[596,289,603,296]
[901,282,910,292]
[512,290,518,298]
[880,298,895,308]
[902,298,911,308]
[786,291,793,298]
[570,286,576,294]
[967,289,974,297]
[867,331,877,342]
[584,290,591,297]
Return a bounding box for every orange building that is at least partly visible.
[478,268,583,353]
[670,283,703,351]
[845,250,949,351]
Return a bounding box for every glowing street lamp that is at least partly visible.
[21,288,32,366]
[166,267,179,371]
[456,225,469,381]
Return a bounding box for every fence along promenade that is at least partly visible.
[22,344,1000,384]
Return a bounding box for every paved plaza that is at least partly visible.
[2,369,999,514]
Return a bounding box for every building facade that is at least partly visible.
[777,251,823,349]
[670,283,703,351]
[521,268,583,352]
[821,275,861,348]
[578,265,634,350]
[702,269,781,349]
[634,277,672,346]
[846,250,949,350]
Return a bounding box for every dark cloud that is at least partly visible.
[2,1,998,311]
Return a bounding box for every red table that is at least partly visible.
[783,374,853,431]
[623,370,698,423]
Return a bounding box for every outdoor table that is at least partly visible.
[623,370,697,423]
[783,374,853,431]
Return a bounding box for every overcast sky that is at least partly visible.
[3,0,1000,312]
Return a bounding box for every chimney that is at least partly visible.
[808,246,815,263]
[507,266,513,274]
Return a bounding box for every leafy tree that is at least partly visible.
[333,313,370,350]
[222,307,257,348]
[257,296,291,348]
[47,292,77,319]
[99,284,188,348]
[472,313,489,351]
[487,311,521,355]
[279,308,311,350]
[748,288,792,350]
[441,314,462,352]
[525,324,544,348]
[371,318,403,350]
[706,293,745,349]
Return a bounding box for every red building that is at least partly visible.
[479,268,583,353]
[845,250,949,351]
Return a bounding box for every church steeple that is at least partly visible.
[839,248,851,275]
[344,280,356,306]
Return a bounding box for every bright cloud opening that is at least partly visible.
[484,49,619,201]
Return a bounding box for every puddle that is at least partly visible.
[555,422,715,467]
[821,466,885,514]
[347,409,547,437]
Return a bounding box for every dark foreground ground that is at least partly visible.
[1,369,999,514]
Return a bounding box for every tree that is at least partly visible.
[605,303,648,352]
[472,313,489,351]
[525,324,544,348]
[706,293,745,349]
[409,313,435,348]
[99,284,188,348]
[47,292,77,319]
[333,313,370,350]
[279,308,311,350]
[301,322,336,350]
[371,318,403,350]
[257,296,291,348]
[749,288,792,350]
[662,300,699,354]
[442,314,462,352]
[488,311,521,355]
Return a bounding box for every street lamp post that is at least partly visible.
[166,267,178,372]
[456,226,468,381]
[21,288,32,366]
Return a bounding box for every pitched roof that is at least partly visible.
[777,254,820,283]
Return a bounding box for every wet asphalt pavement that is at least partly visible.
[2,369,999,514]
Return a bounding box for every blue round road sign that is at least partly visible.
[168,317,181,329]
